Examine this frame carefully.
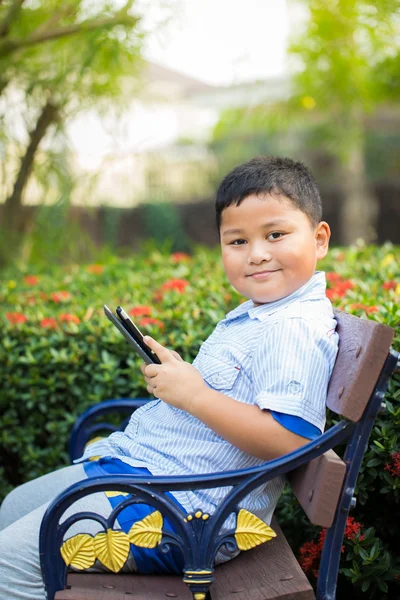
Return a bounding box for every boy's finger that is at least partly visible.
[144,364,159,377]
[143,336,172,362]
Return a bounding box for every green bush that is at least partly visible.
[0,243,399,598]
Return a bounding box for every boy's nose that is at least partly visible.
[248,244,272,264]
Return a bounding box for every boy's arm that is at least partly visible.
[142,337,309,461]
[187,386,309,461]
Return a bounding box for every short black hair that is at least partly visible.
[216,156,322,230]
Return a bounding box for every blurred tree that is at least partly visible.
[290,0,400,243]
[210,0,400,244]
[0,0,144,260]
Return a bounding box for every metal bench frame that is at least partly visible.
[39,311,399,600]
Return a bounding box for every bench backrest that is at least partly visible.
[288,310,394,527]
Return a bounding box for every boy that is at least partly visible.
[0,156,339,599]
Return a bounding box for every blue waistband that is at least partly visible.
[84,458,184,574]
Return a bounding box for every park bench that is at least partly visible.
[39,310,399,600]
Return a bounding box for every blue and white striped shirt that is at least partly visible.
[77,271,338,533]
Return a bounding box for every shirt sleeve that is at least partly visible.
[253,317,334,431]
[270,411,322,440]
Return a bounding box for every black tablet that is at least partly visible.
[104,304,161,364]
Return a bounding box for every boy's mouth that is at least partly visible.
[247,269,280,280]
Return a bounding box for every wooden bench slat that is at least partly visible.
[327,311,393,421]
[57,572,193,599]
[210,520,314,600]
[288,449,346,527]
[57,520,314,600]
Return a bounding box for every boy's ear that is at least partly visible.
[315,221,331,260]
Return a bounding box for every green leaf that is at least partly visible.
[373,440,385,450]
[378,580,388,593]
[361,579,371,592]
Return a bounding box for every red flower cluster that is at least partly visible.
[39,314,80,328]
[6,312,28,324]
[59,313,80,324]
[86,264,104,275]
[138,317,164,329]
[129,306,152,317]
[161,279,189,293]
[348,303,379,314]
[298,537,324,578]
[23,275,39,286]
[344,516,365,540]
[40,318,58,329]
[382,280,397,291]
[51,291,71,303]
[153,278,190,302]
[298,517,364,577]
[384,452,400,477]
[171,252,191,263]
[325,273,354,301]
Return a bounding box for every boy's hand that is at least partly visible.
[140,337,206,412]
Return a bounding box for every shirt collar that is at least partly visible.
[224,271,327,322]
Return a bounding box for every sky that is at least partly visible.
[138,0,289,85]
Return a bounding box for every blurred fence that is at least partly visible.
[0,180,399,256]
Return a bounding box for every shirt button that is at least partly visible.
[287,380,302,395]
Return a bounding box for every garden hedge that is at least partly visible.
[1,243,399,598]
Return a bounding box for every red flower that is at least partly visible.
[344,516,365,541]
[348,303,379,314]
[367,306,378,313]
[24,275,39,286]
[153,278,190,302]
[298,517,364,577]
[335,280,354,296]
[384,452,400,477]
[40,318,58,329]
[51,291,71,303]
[326,289,337,301]
[171,252,191,263]
[6,312,28,324]
[326,277,355,301]
[326,272,342,283]
[161,279,189,293]
[138,317,164,329]
[382,281,396,290]
[86,264,104,275]
[26,295,36,306]
[129,306,152,317]
[59,313,80,324]
[298,539,322,577]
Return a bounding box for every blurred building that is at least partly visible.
[68,61,290,207]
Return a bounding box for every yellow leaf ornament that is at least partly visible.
[234,509,276,551]
[93,529,130,572]
[104,491,130,498]
[128,510,163,548]
[60,534,96,570]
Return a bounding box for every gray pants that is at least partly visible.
[0,464,137,600]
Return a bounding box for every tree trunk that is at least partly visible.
[3,98,58,232]
[340,137,379,245]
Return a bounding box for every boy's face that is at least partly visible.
[220,193,330,305]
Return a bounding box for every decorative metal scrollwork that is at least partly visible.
[59,502,276,598]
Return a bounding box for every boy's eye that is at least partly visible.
[230,239,247,245]
[268,232,284,240]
